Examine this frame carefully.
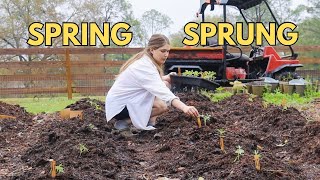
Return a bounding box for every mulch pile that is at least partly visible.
[1,94,319,179]
[0,102,34,178]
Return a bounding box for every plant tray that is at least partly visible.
[170,75,220,92]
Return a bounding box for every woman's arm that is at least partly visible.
[171,98,199,118]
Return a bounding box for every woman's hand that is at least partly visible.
[182,106,199,118]
[162,72,177,84]
[171,99,199,118]
[168,72,177,76]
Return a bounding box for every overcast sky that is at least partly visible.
[126,0,307,36]
[127,0,200,35]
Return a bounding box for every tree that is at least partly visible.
[141,9,173,45]
[237,0,304,24]
[169,14,224,47]
[0,0,144,61]
[46,0,144,47]
[169,31,186,47]
[297,0,320,45]
[0,0,82,62]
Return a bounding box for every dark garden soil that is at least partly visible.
[0,94,320,179]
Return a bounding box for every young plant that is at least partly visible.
[182,70,195,77]
[262,101,269,109]
[215,87,225,93]
[79,143,89,155]
[193,71,201,77]
[55,163,64,174]
[95,105,102,111]
[89,100,102,111]
[217,128,226,153]
[200,89,232,103]
[201,71,216,81]
[233,145,245,163]
[88,123,96,130]
[273,87,281,94]
[201,114,211,126]
[253,150,261,171]
[230,81,247,94]
[264,84,271,93]
[248,94,257,102]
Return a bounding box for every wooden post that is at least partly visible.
[65,49,72,99]
[178,67,181,76]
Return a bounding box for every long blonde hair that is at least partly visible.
[119,34,170,76]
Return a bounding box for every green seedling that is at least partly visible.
[217,128,226,137]
[201,71,216,81]
[95,105,102,110]
[182,70,195,77]
[217,128,226,138]
[201,114,211,126]
[248,93,256,102]
[264,84,272,93]
[201,89,232,103]
[193,71,201,77]
[273,88,281,94]
[215,87,225,93]
[79,143,89,155]
[262,101,269,109]
[233,145,245,163]
[230,81,247,94]
[182,70,216,81]
[88,123,96,130]
[55,163,64,174]
[89,101,102,110]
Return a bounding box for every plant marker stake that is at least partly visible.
[281,98,287,107]
[254,154,261,171]
[220,137,225,152]
[178,67,181,76]
[50,159,56,178]
[0,115,16,119]
[197,116,201,128]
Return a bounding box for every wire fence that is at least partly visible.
[0,46,319,99]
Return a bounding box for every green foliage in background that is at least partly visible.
[0,96,105,114]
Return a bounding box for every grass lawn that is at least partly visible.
[0,96,105,114]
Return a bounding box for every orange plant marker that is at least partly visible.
[219,137,225,152]
[254,154,261,171]
[281,98,287,107]
[0,115,16,119]
[70,110,83,120]
[197,116,201,128]
[60,108,71,119]
[50,159,56,178]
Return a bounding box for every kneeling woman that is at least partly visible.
[105,34,199,130]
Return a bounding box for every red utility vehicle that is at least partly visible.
[165,0,302,91]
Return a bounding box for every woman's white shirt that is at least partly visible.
[105,55,178,130]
